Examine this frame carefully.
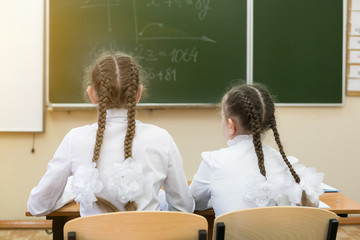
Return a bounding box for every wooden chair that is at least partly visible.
[64,211,208,240]
[213,206,338,240]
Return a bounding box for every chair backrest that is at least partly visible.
[213,206,338,240]
[64,211,208,240]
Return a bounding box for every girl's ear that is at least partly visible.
[87,86,98,104]
[228,118,237,138]
[136,84,143,103]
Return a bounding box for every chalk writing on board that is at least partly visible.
[170,47,198,63]
[145,67,177,81]
[137,22,216,43]
[139,35,216,43]
[80,0,212,34]
[49,0,247,104]
[79,0,215,82]
[89,42,198,63]
[146,0,212,20]
[139,23,164,36]
[80,0,121,32]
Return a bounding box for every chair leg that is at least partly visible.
[198,229,207,240]
[326,219,339,240]
[68,231,76,240]
[215,222,225,240]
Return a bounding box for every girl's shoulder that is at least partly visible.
[200,145,235,167]
[136,121,169,134]
[262,144,299,164]
[136,121,174,141]
[68,123,97,134]
[202,137,256,161]
[63,123,98,140]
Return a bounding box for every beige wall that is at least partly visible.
[1,97,360,220]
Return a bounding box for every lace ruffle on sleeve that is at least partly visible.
[72,162,103,209]
[287,160,324,205]
[105,157,145,204]
[72,158,145,210]
[244,157,324,207]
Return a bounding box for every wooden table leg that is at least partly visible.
[203,214,214,240]
[47,216,65,240]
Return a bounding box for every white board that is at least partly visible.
[0,0,43,132]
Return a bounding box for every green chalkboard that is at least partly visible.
[253,0,344,104]
[48,0,247,105]
[47,0,344,106]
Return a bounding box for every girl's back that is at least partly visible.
[190,84,323,217]
[27,53,194,217]
[65,109,191,215]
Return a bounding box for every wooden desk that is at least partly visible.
[26,192,360,240]
[26,203,80,240]
[319,192,360,224]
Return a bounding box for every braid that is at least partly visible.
[92,70,110,164]
[124,59,138,159]
[270,116,300,184]
[89,53,142,212]
[270,117,315,206]
[122,57,139,211]
[241,93,267,178]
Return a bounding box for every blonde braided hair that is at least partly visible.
[89,53,142,211]
[123,59,139,159]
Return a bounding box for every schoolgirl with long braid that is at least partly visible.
[189,83,324,217]
[28,53,194,216]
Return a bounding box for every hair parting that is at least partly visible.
[112,56,121,87]
[247,86,265,123]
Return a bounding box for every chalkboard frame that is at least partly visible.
[45,0,346,109]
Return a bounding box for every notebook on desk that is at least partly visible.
[321,183,340,193]
[319,200,330,209]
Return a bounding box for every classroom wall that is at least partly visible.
[1,99,360,220]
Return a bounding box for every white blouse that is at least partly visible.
[28,109,194,216]
[189,135,324,217]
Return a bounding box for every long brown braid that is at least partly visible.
[92,67,111,165]
[268,114,313,206]
[269,116,300,183]
[123,60,139,159]
[89,53,141,211]
[223,84,313,206]
[241,92,266,177]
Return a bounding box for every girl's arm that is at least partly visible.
[27,132,72,216]
[162,136,195,213]
[189,152,212,211]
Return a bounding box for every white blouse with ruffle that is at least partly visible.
[189,134,324,217]
[28,109,194,216]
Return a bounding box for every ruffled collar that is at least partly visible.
[106,108,128,121]
[227,134,253,147]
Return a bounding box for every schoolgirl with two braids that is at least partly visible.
[189,84,324,217]
[88,53,140,211]
[28,53,194,217]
